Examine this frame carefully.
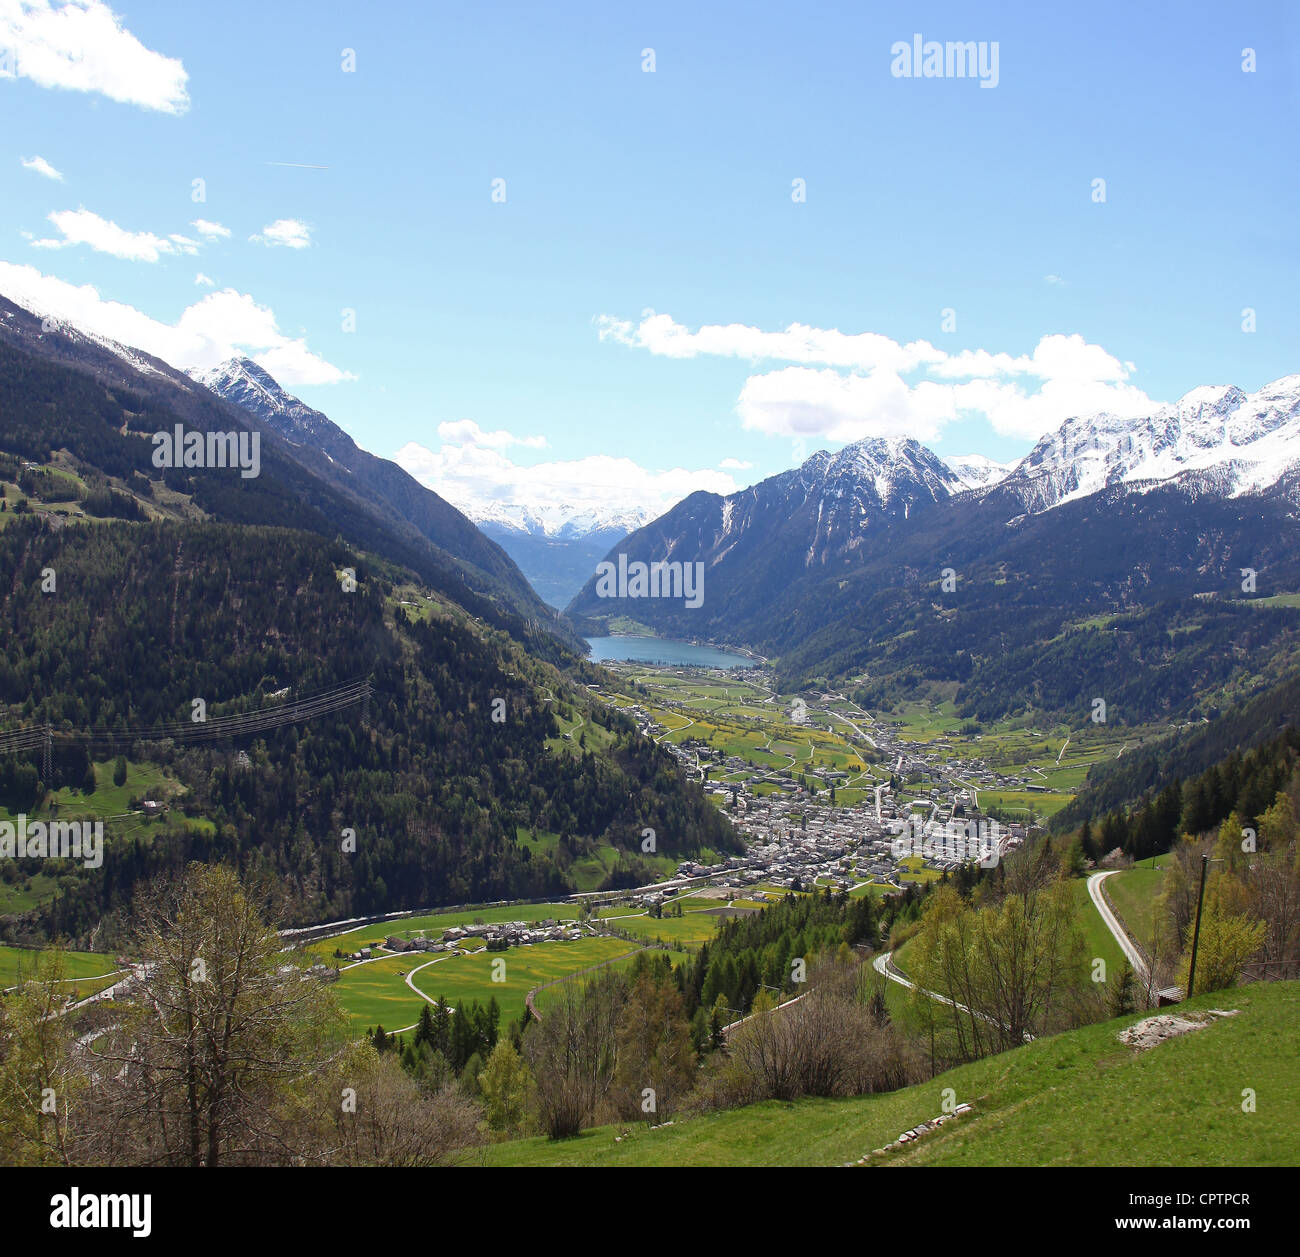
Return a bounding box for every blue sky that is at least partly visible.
[2,0,1297,520]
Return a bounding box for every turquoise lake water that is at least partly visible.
[584,636,757,669]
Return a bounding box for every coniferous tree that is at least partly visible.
[1108,960,1137,1018]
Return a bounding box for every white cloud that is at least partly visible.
[1045,274,1066,286]
[719,457,752,470]
[0,0,189,114]
[194,271,214,286]
[739,367,957,442]
[436,418,546,451]
[600,312,1161,442]
[951,375,1155,438]
[32,207,200,261]
[596,311,945,374]
[394,438,737,525]
[251,218,311,249]
[191,218,230,239]
[20,153,62,180]
[0,260,355,386]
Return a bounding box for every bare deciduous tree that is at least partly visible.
[87,862,342,1166]
[523,969,626,1139]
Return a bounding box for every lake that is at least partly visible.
[585,636,758,669]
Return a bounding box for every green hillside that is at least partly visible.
[0,516,738,944]
[485,980,1299,1167]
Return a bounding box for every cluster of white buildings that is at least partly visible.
[600,667,1043,893]
[343,918,583,961]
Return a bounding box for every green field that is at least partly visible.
[330,934,645,1031]
[325,955,425,1031]
[600,906,725,949]
[531,945,689,1013]
[978,789,1072,819]
[1072,878,1125,995]
[484,980,1300,1166]
[598,672,873,792]
[0,870,60,915]
[0,758,188,916]
[897,855,941,885]
[1104,858,1170,952]
[0,758,181,831]
[410,936,642,1025]
[0,944,123,993]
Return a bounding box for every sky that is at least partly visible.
[2,0,1298,523]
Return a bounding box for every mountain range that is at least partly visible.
[467,503,655,611]
[192,356,651,610]
[8,284,1300,734]
[997,378,1300,513]
[185,355,577,639]
[569,378,1300,723]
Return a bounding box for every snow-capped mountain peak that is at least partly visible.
[460,499,656,540]
[187,356,343,450]
[944,453,1015,490]
[190,357,287,415]
[819,435,960,508]
[1002,375,1300,511]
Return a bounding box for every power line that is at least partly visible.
[0,677,372,756]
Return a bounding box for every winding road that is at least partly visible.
[1087,870,1149,985]
[873,950,976,1017]
[872,950,1032,1039]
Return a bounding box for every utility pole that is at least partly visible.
[1186,854,1210,999]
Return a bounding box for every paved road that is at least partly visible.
[403,954,453,1005]
[872,950,1032,1039]
[1087,870,1149,985]
[720,988,809,1036]
[65,963,145,1012]
[524,944,648,1021]
[872,950,971,1014]
[826,704,878,751]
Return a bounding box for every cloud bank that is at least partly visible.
[0,259,353,386]
[597,312,1159,441]
[394,423,738,525]
[0,0,189,114]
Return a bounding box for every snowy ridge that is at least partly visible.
[1001,376,1300,511]
[1,297,165,378]
[462,499,656,541]
[188,357,340,448]
[945,453,1015,490]
[819,435,960,511]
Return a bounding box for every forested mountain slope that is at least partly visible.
[0,296,574,656]
[0,517,737,945]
